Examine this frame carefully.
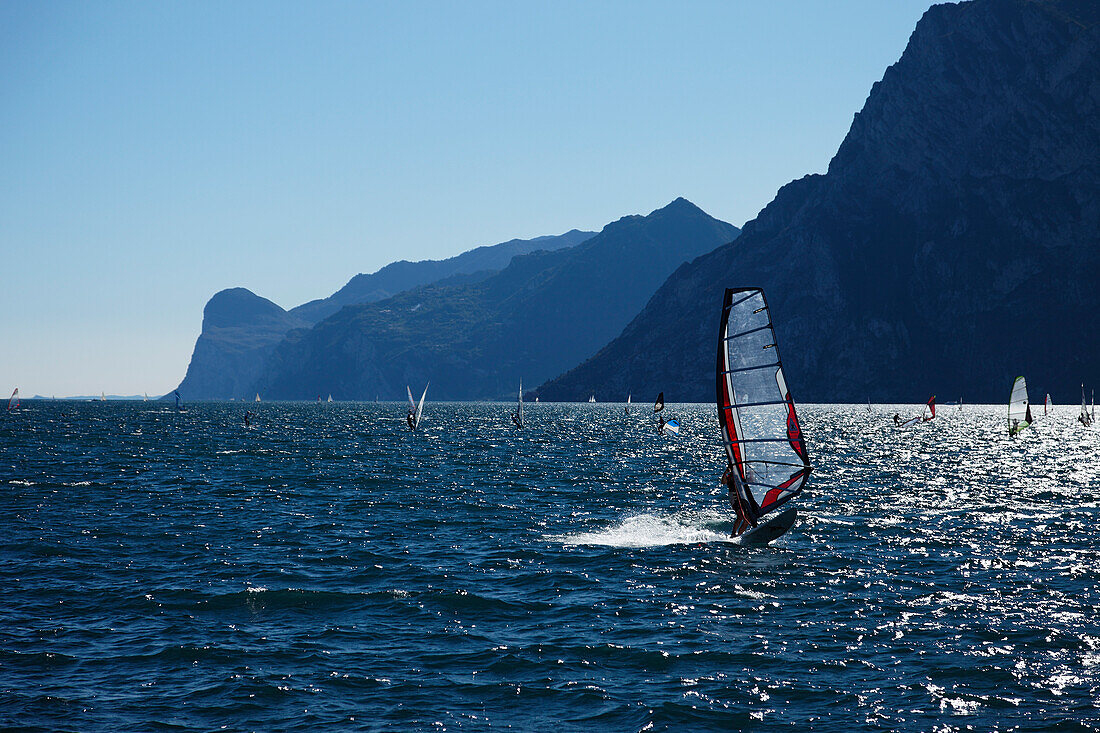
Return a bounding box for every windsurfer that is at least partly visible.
[244,410,253,428]
[407,409,416,431]
[1010,418,1019,437]
[722,461,757,530]
[657,416,666,435]
[893,413,901,426]
[512,410,522,428]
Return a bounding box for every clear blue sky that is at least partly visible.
[0,0,938,396]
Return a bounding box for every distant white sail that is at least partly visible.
[513,379,524,428]
[1081,385,1093,427]
[144,392,149,402]
[327,394,333,403]
[588,394,596,403]
[255,393,261,402]
[1045,393,1051,415]
[1008,376,1031,435]
[414,383,428,430]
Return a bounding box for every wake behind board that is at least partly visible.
[738,507,797,545]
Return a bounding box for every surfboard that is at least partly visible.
[739,507,797,545]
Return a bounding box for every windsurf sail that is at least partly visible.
[255,393,261,402]
[654,392,664,413]
[413,383,428,430]
[514,379,524,428]
[625,394,631,414]
[588,394,596,403]
[407,385,416,411]
[144,392,149,402]
[716,287,810,537]
[174,390,182,411]
[922,395,936,421]
[1045,393,1052,415]
[1092,389,1095,421]
[327,394,333,403]
[7,388,18,411]
[1008,376,1031,435]
[101,391,106,401]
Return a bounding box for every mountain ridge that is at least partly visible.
[255,198,740,400]
[174,229,594,399]
[537,0,1100,404]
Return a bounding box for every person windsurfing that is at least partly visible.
[244,410,253,428]
[657,415,666,435]
[512,409,522,429]
[722,460,758,531]
[1010,418,1019,437]
[407,408,416,431]
[893,413,901,426]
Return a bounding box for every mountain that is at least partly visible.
[174,230,593,399]
[255,198,740,400]
[537,0,1100,404]
[175,288,309,400]
[290,230,595,323]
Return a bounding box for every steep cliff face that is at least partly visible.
[539,0,1100,403]
[175,288,308,400]
[256,199,740,400]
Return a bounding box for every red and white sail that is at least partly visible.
[716,288,810,535]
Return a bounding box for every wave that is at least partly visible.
[555,512,731,547]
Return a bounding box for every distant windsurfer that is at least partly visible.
[244,410,253,428]
[512,410,522,429]
[893,413,901,426]
[1010,418,1019,437]
[722,461,758,532]
[407,408,416,431]
[657,415,666,435]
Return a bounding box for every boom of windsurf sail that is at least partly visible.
[7,388,18,411]
[716,287,810,537]
[1008,376,1031,435]
[653,392,664,413]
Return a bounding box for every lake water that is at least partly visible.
[2,401,1098,730]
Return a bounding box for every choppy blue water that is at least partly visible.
[2,401,1099,731]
